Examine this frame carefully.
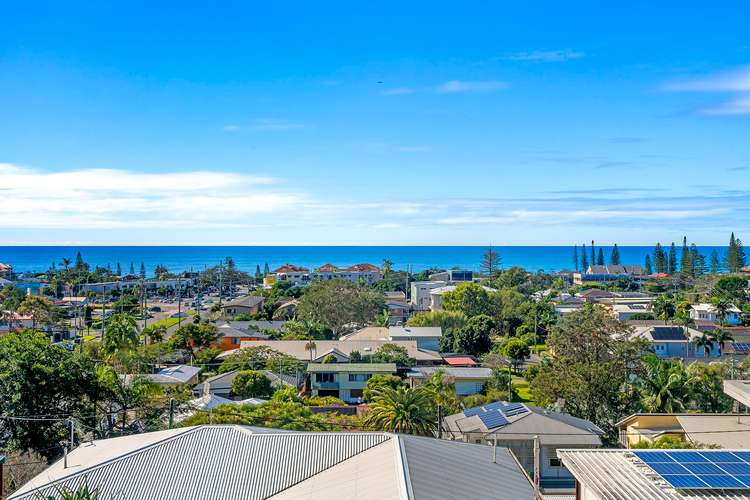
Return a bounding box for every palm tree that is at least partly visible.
[674,311,695,358]
[693,333,716,359]
[364,386,436,436]
[17,295,55,331]
[304,340,317,362]
[636,354,690,413]
[711,296,732,326]
[102,313,140,355]
[652,295,676,324]
[712,328,734,356]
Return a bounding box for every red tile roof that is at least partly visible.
[444,357,477,366]
[273,264,309,273]
[316,263,339,272]
[343,263,380,273]
[0,263,12,271]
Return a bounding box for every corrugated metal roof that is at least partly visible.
[10,426,390,500]
[558,449,750,500]
[399,435,535,499]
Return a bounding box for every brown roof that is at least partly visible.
[273,264,309,273]
[343,263,380,273]
[316,263,339,272]
[0,263,11,271]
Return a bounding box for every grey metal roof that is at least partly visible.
[11,426,390,500]
[222,295,264,308]
[407,367,493,379]
[399,435,535,499]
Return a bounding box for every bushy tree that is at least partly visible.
[453,314,495,355]
[371,343,415,366]
[168,322,220,360]
[231,370,274,398]
[219,345,304,374]
[296,280,385,336]
[364,386,436,436]
[102,313,140,355]
[441,282,495,318]
[363,374,405,402]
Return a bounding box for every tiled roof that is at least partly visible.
[273,264,310,273]
[343,263,381,273]
[315,263,339,272]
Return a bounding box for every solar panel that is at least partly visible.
[482,401,505,412]
[462,406,484,417]
[634,451,750,490]
[478,411,508,429]
[734,343,750,353]
[650,327,687,341]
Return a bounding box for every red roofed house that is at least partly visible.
[274,262,382,286]
[273,264,311,285]
[0,263,12,280]
[444,356,478,367]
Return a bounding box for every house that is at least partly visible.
[10,425,535,500]
[407,367,492,395]
[0,312,34,333]
[610,303,652,320]
[429,284,497,311]
[193,369,300,399]
[214,323,270,351]
[273,263,382,286]
[308,363,397,403]
[136,364,201,386]
[616,413,750,449]
[428,269,475,283]
[220,295,264,318]
[442,355,478,367]
[224,339,444,365]
[443,401,603,494]
[621,325,720,359]
[577,288,616,302]
[558,448,750,500]
[724,379,750,409]
[388,326,442,351]
[409,281,446,311]
[0,262,12,279]
[690,303,742,325]
[384,292,409,325]
[573,264,644,285]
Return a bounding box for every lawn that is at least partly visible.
[512,376,535,404]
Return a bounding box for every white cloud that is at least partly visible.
[222,124,241,132]
[664,67,750,92]
[700,97,750,116]
[506,49,584,62]
[382,87,415,95]
[436,80,509,94]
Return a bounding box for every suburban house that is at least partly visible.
[0,312,34,333]
[384,291,409,325]
[307,363,397,403]
[690,302,742,325]
[193,369,300,399]
[428,269,475,283]
[0,262,12,279]
[409,280,446,311]
[609,303,652,320]
[429,284,497,311]
[441,355,478,367]
[130,364,201,386]
[559,448,750,500]
[573,264,644,285]
[406,366,492,396]
[220,295,264,319]
[723,379,750,410]
[224,339,444,365]
[271,263,382,286]
[214,323,270,350]
[620,325,720,359]
[443,401,603,494]
[616,412,750,449]
[341,326,443,351]
[10,425,535,500]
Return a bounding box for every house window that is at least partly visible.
[349,389,364,398]
[549,458,563,468]
[315,373,334,383]
[348,373,372,382]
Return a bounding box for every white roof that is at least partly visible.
[388,326,442,338]
[429,285,497,295]
[558,448,750,500]
[220,340,443,362]
[692,303,742,313]
[11,425,534,500]
[149,364,201,384]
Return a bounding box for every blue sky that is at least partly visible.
[1,1,749,245]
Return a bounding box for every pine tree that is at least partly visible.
[690,244,705,277]
[654,243,666,274]
[597,248,604,266]
[263,263,270,276]
[75,251,85,270]
[130,262,135,275]
[726,232,747,272]
[668,243,677,274]
[710,250,721,273]
[581,243,589,270]
[573,245,579,271]
[590,240,596,268]
[644,254,653,275]
[680,236,692,274]
[116,262,122,276]
[610,244,620,265]
[140,262,146,278]
[255,264,262,281]
[481,246,502,277]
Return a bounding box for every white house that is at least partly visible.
[409,281,446,311]
[690,303,742,325]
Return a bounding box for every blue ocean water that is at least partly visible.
[0,246,729,275]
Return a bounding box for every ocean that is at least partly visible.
[0,246,729,275]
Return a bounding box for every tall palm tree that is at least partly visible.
[652,295,676,324]
[364,386,436,436]
[102,313,140,355]
[711,296,732,326]
[693,333,716,359]
[304,340,317,362]
[636,354,690,413]
[712,329,734,356]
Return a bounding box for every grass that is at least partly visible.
[512,376,535,404]
[82,335,97,342]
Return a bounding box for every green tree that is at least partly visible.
[0,331,99,458]
[364,386,436,435]
[573,244,579,271]
[97,365,163,430]
[169,323,220,360]
[726,232,747,273]
[530,305,644,441]
[668,242,677,274]
[454,314,495,355]
[610,244,620,265]
[674,310,695,358]
[500,338,531,372]
[231,370,274,398]
[180,401,335,431]
[636,355,690,413]
[693,333,715,358]
[363,374,405,402]
[420,369,459,416]
[653,243,666,274]
[481,246,502,277]
[0,284,25,330]
[712,329,734,355]
[644,254,653,275]
[372,343,415,366]
[17,295,55,331]
[441,282,495,318]
[581,243,589,270]
[407,310,466,331]
[102,313,139,354]
[711,296,733,326]
[596,248,604,266]
[680,236,692,275]
[714,275,748,304]
[709,250,721,273]
[652,295,676,323]
[631,435,700,450]
[142,323,167,344]
[296,280,385,336]
[686,362,733,412]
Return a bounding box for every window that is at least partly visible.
[348,373,372,382]
[315,373,334,383]
[549,458,562,468]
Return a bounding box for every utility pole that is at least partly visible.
[437,404,443,439]
[68,417,75,450]
[177,276,183,330]
[168,398,175,429]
